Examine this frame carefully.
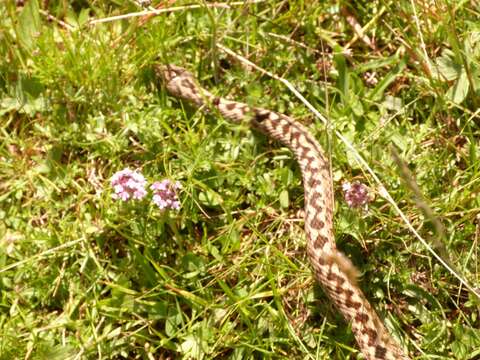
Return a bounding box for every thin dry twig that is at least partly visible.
[39,9,76,31]
[0,238,84,274]
[136,0,178,27]
[409,0,433,76]
[341,6,379,51]
[266,32,322,54]
[88,1,265,25]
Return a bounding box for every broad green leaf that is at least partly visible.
[180,335,201,358]
[368,58,406,101]
[333,46,349,99]
[349,92,364,117]
[279,189,289,208]
[16,0,41,51]
[382,95,403,112]
[78,8,91,27]
[0,96,45,116]
[181,252,205,276]
[435,49,462,81]
[198,188,222,207]
[447,70,469,104]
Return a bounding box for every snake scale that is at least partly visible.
[155,64,409,360]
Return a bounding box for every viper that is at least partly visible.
[155,64,409,360]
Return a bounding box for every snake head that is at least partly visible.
[154,64,190,84]
[154,64,212,106]
[154,64,198,99]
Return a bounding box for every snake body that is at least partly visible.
[155,64,409,360]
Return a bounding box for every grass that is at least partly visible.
[1,0,480,359]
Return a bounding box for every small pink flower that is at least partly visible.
[342,181,370,208]
[151,179,181,210]
[110,168,147,201]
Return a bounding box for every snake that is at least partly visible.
[155,64,409,360]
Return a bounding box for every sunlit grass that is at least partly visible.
[1,1,480,359]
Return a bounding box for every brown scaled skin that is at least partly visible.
[155,64,410,360]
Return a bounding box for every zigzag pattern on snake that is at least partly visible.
[155,64,409,360]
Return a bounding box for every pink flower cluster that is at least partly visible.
[110,168,181,210]
[151,180,182,210]
[342,181,370,208]
[111,168,147,201]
